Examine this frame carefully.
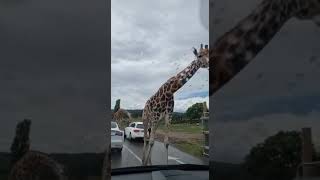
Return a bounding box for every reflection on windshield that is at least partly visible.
[111,0,209,169]
[210,0,320,179]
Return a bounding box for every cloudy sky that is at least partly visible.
[209,0,320,163]
[111,0,209,112]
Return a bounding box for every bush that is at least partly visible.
[244,131,303,180]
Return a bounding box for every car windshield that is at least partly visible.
[136,124,144,129]
[111,122,117,129]
[111,0,209,170]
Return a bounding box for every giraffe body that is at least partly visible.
[210,0,320,95]
[141,44,209,166]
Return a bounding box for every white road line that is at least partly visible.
[123,145,185,165]
[123,145,142,163]
[168,156,185,164]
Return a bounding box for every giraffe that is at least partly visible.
[8,119,67,180]
[112,99,132,129]
[209,0,320,96]
[141,44,209,166]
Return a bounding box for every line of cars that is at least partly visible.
[111,121,145,153]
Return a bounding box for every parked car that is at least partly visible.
[124,122,144,140]
[111,121,124,152]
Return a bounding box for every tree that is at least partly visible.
[244,130,317,180]
[185,103,203,120]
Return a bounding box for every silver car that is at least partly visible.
[111,121,124,152]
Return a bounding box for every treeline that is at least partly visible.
[111,109,200,124]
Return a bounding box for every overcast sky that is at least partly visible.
[111,0,209,112]
[209,0,320,163]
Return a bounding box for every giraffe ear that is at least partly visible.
[193,47,198,56]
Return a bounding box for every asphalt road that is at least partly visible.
[111,138,209,168]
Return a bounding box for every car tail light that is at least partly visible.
[133,129,140,133]
[115,131,123,136]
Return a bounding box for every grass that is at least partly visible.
[173,140,204,158]
[158,123,204,158]
[158,123,203,134]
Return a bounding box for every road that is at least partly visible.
[111,138,209,168]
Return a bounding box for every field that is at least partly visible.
[129,117,205,158]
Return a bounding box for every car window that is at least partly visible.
[111,122,117,128]
[136,124,144,129]
[0,0,109,178]
[210,0,320,179]
[111,0,209,171]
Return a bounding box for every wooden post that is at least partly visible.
[301,127,314,177]
[302,127,312,163]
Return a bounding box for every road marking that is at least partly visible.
[123,145,185,165]
[123,145,142,163]
[168,156,185,164]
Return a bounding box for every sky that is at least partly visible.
[0,0,109,153]
[111,0,209,112]
[209,0,320,163]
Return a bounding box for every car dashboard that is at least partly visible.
[111,164,209,180]
[112,170,208,180]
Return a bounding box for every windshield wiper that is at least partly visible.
[111,164,209,175]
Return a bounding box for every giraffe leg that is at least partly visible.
[164,113,172,165]
[144,124,157,165]
[142,133,148,165]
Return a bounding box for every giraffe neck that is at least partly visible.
[164,59,202,94]
[210,0,303,95]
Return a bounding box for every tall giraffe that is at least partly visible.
[210,0,320,95]
[141,44,209,166]
[8,119,67,180]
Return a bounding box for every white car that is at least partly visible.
[124,122,144,140]
[111,121,124,152]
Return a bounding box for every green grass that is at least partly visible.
[158,123,202,134]
[173,140,204,158]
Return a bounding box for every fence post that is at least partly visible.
[301,127,314,177]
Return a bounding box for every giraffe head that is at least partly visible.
[193,44,209,69]
[294,0,320,26]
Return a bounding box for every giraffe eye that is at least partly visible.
[198,55,203,58]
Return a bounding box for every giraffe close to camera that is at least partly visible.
[141,44,209,166]
[210,0,320,95]
[8,119,67,180]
